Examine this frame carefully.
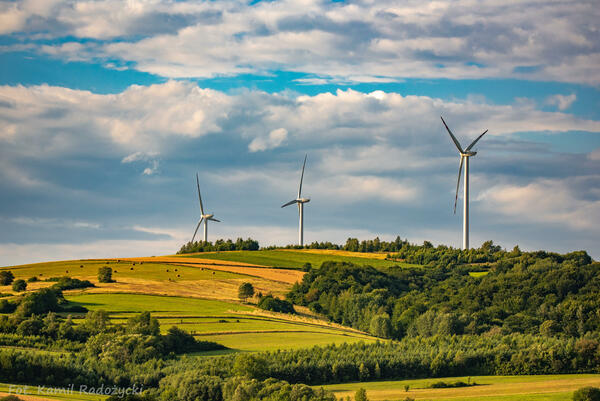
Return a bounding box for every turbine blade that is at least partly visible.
[441,116,464,153]
[281,199,298,208]
[298,154,307,198]
[208,217,221,222]
[196,173,205,215]
[465,129,488,151]
[191,218,203,243]
[454,156,464,214]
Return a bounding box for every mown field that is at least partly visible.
[65,293,376,352]
[322,374,600,400]
[176,249,417,269]
[0,258,294,300]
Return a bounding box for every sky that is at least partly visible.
[1,0,599,265]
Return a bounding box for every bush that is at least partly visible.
[573,387,600,401]
[0,271,14,286]
[257,295,295,314]
[51,277,94,290]
[238,282,254,301]
[1,396,25,401]
[12,279,27,292]
[98,266,113,283]
[355,388,369,401]
[27,276,38,282]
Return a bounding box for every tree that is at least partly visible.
[98,266,113,283]
[0,271,14,285]
[233,354,268,380]
[126,312,159,336]
[355,388,369,401]
[12,279,27,292]
[370,313,392,338]
[238,282,255,302]
[573,387,600,401]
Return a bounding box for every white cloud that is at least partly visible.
[546,94,577,111]
[249,128,288,152]
[479,177,600,231]
[4,0,600,84]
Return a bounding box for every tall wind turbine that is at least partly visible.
[281,154,310,246]
[441,116,488,250]
[191,173,221,243]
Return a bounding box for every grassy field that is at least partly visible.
[176,249,417,269]
[321,374,600,400]
[65,293,376,352]
[0,258,294,300]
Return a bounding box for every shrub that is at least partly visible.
[238,282,254,301]
[573,387,600,401]
[51,277,94,290]
[257,295,295,314]
[12,279,27,292]
[355,388,369,401]
[27,276,38,282]
[98,266,113,283]
[1,396,25,401]
[0,271,14,285]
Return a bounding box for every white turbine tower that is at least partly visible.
[441,116,488,250]
[281,154,310,246]
[191,173,221,243]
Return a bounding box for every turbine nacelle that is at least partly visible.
[461,152,477,157]
[297,197,310,204]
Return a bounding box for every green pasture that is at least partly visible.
[321,374,600,400]
[65,293,376,352]
[0,259,243,282]
[199,331,375,352]
[178,249,416,269]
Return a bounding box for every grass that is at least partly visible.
[0,382,106,400]
[321,374,600,400]
[0,259,243,282]
[177,249,417,269]
[65,293,377,352]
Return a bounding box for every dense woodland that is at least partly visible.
[0,241,598,400]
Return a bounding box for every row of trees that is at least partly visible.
[178,238,259,254]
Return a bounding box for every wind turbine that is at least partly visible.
[191,173,220,243]
[441,116,488,250]
[281,154,310,246]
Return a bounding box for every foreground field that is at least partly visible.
[66,293,376,352]
[175,249,416,269]
[322,374,600,400]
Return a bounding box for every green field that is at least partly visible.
[65,293,376,352]
[321,374,600,400]
[177,249,415,269]
[0,259,244,281]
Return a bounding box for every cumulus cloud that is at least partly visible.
[479,177,600,231]
[546,94,577,110]
[3,0,600,84]
[1,82,600,261]
[122,151,160,175]
[248,128,288,152]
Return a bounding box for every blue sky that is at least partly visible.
[1,0,599,264]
